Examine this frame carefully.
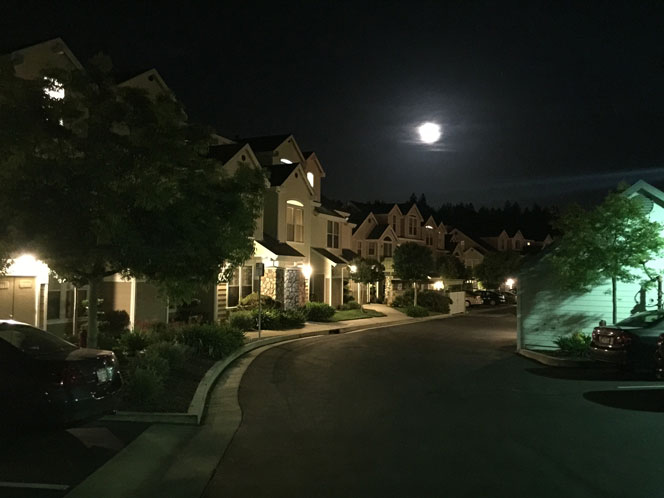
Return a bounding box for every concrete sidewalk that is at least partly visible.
[243,303,411,341]
[67,305,460,498]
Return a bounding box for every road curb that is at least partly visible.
[103,311,463,425]
[517,348,593,368]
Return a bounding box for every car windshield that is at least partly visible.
[0,323,77,357]
[615,311,664,328]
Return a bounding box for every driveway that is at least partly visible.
[205,308,664,498]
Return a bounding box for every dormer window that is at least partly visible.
[286,200,304,243]
[280,158,293,164]
[307,172,314,188]
[408,216,417,236]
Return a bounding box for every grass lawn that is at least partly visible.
[330,308,386,322]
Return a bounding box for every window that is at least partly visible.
[226,266,254,307]
[383,238,393,257]
[408,216,417,236]
[425,228,433,246]
[307,172,314,188]
[391,215,397,232]
[327,221,339,248]
[241,266,253,299]
[357,241,362,256]
[287,205,304,242]
[47,290,61,320]
[228,269,240,307]
[515,240,522,250]
[368,242,377,256]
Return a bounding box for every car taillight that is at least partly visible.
[592,328,599,341]
[60,365,85,386]
[614,332,632,346]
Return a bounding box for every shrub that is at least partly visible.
[342,300,362,311]
[304,302,336,322]
[405,305,429,317]
[251,308,306,329]
[391,289,451,313]
[230,311,256,331]
[238,292,280,310]
[106,310,131,332]
[119,329,152,354]
[124,366,165,410]
[177,323,245,360]
[145,341,190,371]
[555,332,591,357]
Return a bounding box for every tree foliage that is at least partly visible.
[474,251,521,289]
[393,242,434,305]
[0,55,265,346]
[437,253,467,280]
[350,258,385,284]
[551,192,664,323]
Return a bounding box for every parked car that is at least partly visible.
[0,320,123,427]
[654,333,664,379]
[590,310,664,373]
[477,290,506,306]
[464,291,483,308]
[500,290,517,304]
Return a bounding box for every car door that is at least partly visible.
[0,338,33,424]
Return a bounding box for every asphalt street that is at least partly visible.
[205,308,664,498]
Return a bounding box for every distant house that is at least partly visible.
[517,180,664,351]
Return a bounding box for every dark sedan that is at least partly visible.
[0,320,122,428]
[477,290,506,306]
[590,311,664,373]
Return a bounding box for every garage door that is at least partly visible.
[0,277,38,325]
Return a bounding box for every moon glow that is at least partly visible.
[417,122,442,144]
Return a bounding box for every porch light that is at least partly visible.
[433,281,444,290]
[301,264,312,279]
[6,254,50,282]
[506,278,515,289]
[349,265,357,273]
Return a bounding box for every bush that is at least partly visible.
[341,300,362,311]
[230,311,256,331]
[391,289,451,313]
[251,308,306,330]
[405,305,429,317]
[238,292,280,310]
[106,310,131,332]
[177,323,245,360]
[555,332,591,357]
[145,341,190,371]
[304,302,336,322]
[124,366,165,410]
[119,329,152,354]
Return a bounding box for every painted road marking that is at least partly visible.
[617,385,664,390]
[0,482,69,491]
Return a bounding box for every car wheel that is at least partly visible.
[490,299,496,306]
[465,300,470,308]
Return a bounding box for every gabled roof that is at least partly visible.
[208,143,247,164]
[315,205,347,219]
[312,247,346,265]
[399,202,424,221]
[10,37,83,72]
[239,134,291,152]
[257,234,304,257]
[623,180,664,208]
[303,151,326,177]
[341,249,359,262]
[366,224,391,240]
[266,163,299,186]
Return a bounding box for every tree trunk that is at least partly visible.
[612,277,617,325]
[413,282,418,307]
[87,277,100,348]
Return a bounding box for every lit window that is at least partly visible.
[280,158,293,164]
[307,172,314,188]
[327,221,339,248]
[287,205,304,243]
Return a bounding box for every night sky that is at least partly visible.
[3,1,663,207]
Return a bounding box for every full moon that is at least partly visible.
[417,122,441,144]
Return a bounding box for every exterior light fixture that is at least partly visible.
[349,265,357,273]
[506,278,515,289]
[301,264,312,279]
[433,281,444,291]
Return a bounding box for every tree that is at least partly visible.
[393,242,434,306]
[551,192,664,323]
[437,253,467,280]
[474,251,521,289]
[350,258,384,303]
[0,55,265,347]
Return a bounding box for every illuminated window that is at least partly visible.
[327,221,339,248]
[44,77,64,101]
[287,205,304,242]
[280,158,293,164]
[307,172,314,188]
